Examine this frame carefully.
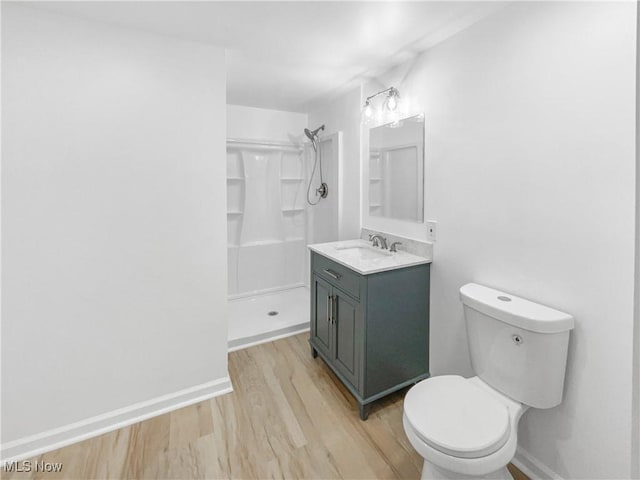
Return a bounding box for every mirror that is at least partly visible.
[368,115,424,222]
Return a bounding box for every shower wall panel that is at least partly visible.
[240,151,284,245]
[227,140,307,297]
[306,135,339,244]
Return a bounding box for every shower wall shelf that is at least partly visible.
[369,148,382,215]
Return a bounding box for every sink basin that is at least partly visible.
[334,245,391,260]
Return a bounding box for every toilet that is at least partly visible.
[403,283,574,480]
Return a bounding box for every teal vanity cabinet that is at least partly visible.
[309,251,430,420]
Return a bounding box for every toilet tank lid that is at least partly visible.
[459,283,574,333]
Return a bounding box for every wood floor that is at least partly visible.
[4,333,528,479]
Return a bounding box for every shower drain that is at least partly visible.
[267,311,279,316]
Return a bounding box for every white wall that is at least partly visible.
[227,104,307,143]
[308,87,362,240]
[633,6,640,477]
[365,2,637,478]
[1,4,229,458]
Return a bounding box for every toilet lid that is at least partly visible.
[404,376,510,459]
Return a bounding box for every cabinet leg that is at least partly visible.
[310,346,318,358]
[359,403,370,421]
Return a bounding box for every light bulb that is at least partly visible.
[361,101,376,125]
[386,94,397,111]
[364,102,373,118]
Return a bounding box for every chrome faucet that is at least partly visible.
[368,233,388,249]
[389,241,403,252]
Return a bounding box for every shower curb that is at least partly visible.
[228,323,309,352]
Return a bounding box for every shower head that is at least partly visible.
[304,124,325,141]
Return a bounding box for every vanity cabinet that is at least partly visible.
[310,251,430,420]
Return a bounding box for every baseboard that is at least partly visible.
[513,446,564,480]
[1,376,233,463]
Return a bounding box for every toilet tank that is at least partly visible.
[460,283,574,409]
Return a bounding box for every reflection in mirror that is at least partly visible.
[368,115,424,222]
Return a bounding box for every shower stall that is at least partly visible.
[227,131,340,350]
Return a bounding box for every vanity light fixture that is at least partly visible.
[361,86,403,125]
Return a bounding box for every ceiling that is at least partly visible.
[24,1,506,113]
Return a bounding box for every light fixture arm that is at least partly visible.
[364,86,399,105]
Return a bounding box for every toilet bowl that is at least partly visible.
[403,375,528,479]
[403,283,574,480]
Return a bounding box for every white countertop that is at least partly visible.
[308,239,432,275]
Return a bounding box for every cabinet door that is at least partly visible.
[311,275,332,358]
[332,292,360,387]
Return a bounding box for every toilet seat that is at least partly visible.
[404,375,511,459]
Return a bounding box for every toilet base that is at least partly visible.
[421,460,513,480]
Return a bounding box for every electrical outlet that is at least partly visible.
[426,221,437,242]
